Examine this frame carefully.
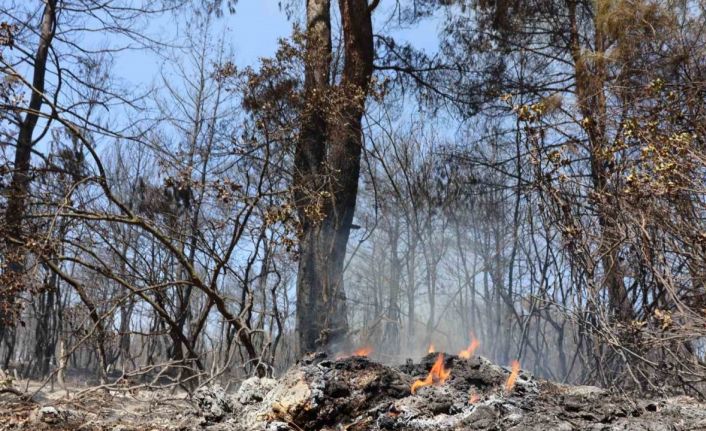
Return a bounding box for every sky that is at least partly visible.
[112,0,442,90]
[112,1,290,89]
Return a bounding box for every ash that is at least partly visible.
[218,353,706,431]
[4,353,706,430]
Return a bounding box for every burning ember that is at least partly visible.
[468,389,480,404]
[427,344,435,354]
[411,353,451,394]
[458,336,480,359]
[335,345,373,360]
[352,346,373,357]
[504,360,521,393]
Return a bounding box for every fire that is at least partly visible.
[352,346,373,357]
[427,343,435,354]
[335,345,373,360]
[411,353,451,394]
[504,360,521,393]
[468,390,480,404]
[458,336,480,359]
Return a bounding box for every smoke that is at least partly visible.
[338,119,579,381]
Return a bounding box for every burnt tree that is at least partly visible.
[294,0,376,353]
[1,0,57,335]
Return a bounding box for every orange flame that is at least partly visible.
[335,346,373,360]
[411,353,451,394]
[504,360,521,393]
[427,343,435,354]
[469,390,480,404]
[352,346,373,357]
[458,337,480,359]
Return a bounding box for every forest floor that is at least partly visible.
[2,353,706,430]
[0,382,196,430]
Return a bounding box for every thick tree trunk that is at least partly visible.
[294,0,374,353]
[1,0,57,334]
[33,276,57,378]
[296,222,351,352]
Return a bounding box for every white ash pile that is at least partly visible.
[5,352,706,430]
[194,352,706,431]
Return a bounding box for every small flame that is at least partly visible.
[352,346,373,357]
[469,390,480,404]
[411,353,451,394]
[458,337,480,359]
[504,360,521,394]
[427,343,435,354]
[335,345,373,360]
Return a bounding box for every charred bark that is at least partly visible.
[1,0,57,333]
[294,0,375,353]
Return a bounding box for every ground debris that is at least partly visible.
[227,353,706,431]
[194,384,234,422]
[3,354,706,430]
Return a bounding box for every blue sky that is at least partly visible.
[112,1,289,88]
[112,0,441,89]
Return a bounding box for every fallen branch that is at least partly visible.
[0,387,34,402]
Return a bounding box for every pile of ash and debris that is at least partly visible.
[3,352,706,430]
[221,352,706,431]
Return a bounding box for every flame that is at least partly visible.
[352,346,373,357]
[427,343,435,354]
[458,337,480,359]
[335,345,373,360]
[469,390,480,404]
[504,360,521,393]
[411,353,451,394]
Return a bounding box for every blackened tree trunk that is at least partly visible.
[32,270,58,378]
[294,0,375,353]
[1,0,57,337]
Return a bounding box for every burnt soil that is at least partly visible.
[1,353,706,430]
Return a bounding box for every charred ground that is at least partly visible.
[1,353,705,430]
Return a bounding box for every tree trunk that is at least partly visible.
[294,0,375,353]
[406,234,418,347]
[33,275,57,378]
[1,0,57,334]
[382,217,401,354]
